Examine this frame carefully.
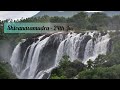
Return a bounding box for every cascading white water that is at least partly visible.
[28,37,50,79]
[10,42,22,75]
[55,33,84,65]
[10,31,111,79]
[20,35,47,79]
[83,39,94,62]
[20,42,37,78]
[83,33,110,64]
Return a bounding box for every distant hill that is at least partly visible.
[33,11,120,18]
[88,11,120,17]
[103,11,120,17]
[33,11,81,18]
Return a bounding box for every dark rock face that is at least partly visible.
[34,33,66,77]
[69,60,85,71]
[20,38,38,62]
[107,39,113,54]
[40,34,51,41]
[42,72,50,79]
[21,46,31,70]
[100,31,107,36]
[93,33,99,38]
[78,35,91,60]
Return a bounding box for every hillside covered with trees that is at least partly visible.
[0,12,120,79]
[1,12,120,40]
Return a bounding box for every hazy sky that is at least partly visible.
[0,11,102,20]
[0,11,39,20]
[85,11,103,12]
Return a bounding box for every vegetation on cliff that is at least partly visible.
[0,61,16,79]
[50,32,120,79]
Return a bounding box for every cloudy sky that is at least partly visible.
[0,11,40,20]
[0,11,102,20]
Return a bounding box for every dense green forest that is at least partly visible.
[1,12,120,79]
[0,11,120,48]
[1,12,120,40]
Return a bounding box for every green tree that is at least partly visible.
[78,64,120,79]
[39,15,50,22]
[50,55,85,79]
[50,16,66,23]
[87,59,94,69]
[89,12,110,30]
[71,12,89,30]
[110,15,120,30]
[93,55,108,67]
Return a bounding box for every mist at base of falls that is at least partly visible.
[10,31,111,79]
[0,41,14,63]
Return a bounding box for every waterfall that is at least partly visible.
[28,37,50,79]
[10,42,22,75]
[55,32,87,65]
[10,31,111,79]
[83,33,110,64]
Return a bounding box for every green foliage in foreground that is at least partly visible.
[78,64,120,79]
[0,61,17,79]
[50,56,85,79]
[50,55,120,79]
